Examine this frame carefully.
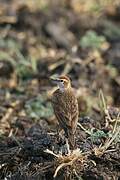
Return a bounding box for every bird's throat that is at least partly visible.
[59,85,65,92]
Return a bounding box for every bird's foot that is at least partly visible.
[65,138,71,155]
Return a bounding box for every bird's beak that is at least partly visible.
[50,77,60,84]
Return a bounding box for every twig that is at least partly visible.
[112,112,120,134]
[54,160,73,177]
[77,122,92,135]
[44,149,60,158]
[62,63,71,75]
[49,60,65,71]
[9,133,22,148]
[99,89,107,114]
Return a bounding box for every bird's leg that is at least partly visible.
[57,128,65,155]
[65,138,71,155]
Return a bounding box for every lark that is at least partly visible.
[51,75,79,153]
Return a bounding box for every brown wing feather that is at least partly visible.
[51,88,78,135]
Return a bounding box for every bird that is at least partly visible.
[51,75,79,153]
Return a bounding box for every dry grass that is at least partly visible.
[44,148,88,178]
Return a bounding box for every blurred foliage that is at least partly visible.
[103,21,120,39]
[106,65,118,78]
[90,2,102,13]
[23,0,49,11]
[108,129,120,143]
[0,37,21,50]
[0,38,37,80]
[80,30,107,50]
[15,56,37,80]
[25,95,53,120]
[67,0,119,14]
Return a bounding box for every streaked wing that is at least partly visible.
[51,89,78,132]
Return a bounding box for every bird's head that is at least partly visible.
[51,75,71,92]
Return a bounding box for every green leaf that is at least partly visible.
[90,130,107,143]
[25,95,53,120]
[80,30,107,50]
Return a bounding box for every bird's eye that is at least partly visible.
[60,80,64,82]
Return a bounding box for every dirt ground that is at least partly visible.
[0,1,120,179]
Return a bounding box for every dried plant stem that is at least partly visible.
[112,112,120,134]
[44,149,60,158]
[94,126,120,156]
[77,122,91,135]
[102,126,120,151]
[44,148,86,178]
[54,159,74,178]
